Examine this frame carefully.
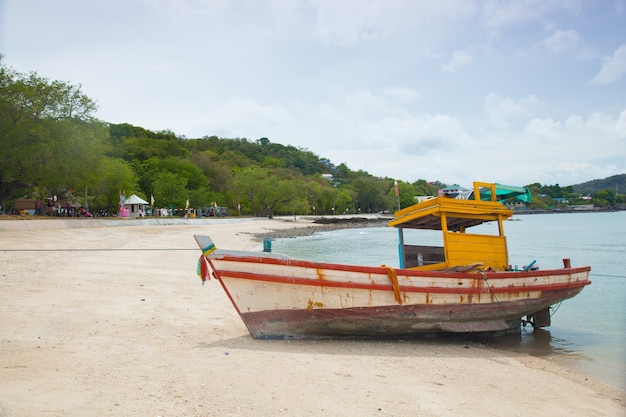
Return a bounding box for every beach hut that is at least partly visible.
[124,194,149,218]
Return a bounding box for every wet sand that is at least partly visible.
[0,217,624,416]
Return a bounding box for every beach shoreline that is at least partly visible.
[0,218,623,416]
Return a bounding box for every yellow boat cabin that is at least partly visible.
[389,182,531,272]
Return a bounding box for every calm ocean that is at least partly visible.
[272,211,626,390]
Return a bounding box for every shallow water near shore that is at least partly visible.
[273,211,626,390]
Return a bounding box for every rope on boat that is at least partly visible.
[381,265,403,305]
[590,273,625,279]
[479,271,510,316]
[546,270,571,321]
[550,301,562,317]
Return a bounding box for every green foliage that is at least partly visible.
[391,181,418,211]
[572,174,626,195]
[333,188,353,214]
[233,166,303,216]
[413,179,441,197]
[524,178,626,210]
[92,158,137,214]
[591,189,622,208]
[152,172,188,208]
[0,59,105,208]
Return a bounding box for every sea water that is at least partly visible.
[272,211,626,390]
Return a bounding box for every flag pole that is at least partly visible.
[394,181,400,211]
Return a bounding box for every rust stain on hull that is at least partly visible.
[239,287,583,339]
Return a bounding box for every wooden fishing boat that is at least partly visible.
[195,181,591,339]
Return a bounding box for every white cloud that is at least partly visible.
[483,0,534,28]
[536,30,580,53]
[383,87,421,104]
[564,110,626,141]
[442,50,473,72]
[576,46,599,61]
[590,44,626,85]
[308,0,477,47]
[395,114,472,153]
[524,117,562,139]
[485,94,543,128]
[199,98,290,138]
[482,0,583,29]
[311,2,390,46]
[482,110,626,186]
[139,0,230,21]
[617,110,626,138]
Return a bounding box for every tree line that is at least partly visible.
[524,180,625,209]
[1,58,622,216]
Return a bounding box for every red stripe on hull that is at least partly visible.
[215,268,590,295]
[217,253,590,280]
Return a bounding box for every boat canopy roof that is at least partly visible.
[476,183,531,203]
[388,182,518,231]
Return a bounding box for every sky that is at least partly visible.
[1,0,625,187]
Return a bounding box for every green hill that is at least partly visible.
[571,174,626,194]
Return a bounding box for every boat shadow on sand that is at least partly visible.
[196,327,596,363]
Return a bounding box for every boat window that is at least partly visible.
[467,221,500,236]
[402,228,443,247]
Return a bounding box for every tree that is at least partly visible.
[390,180,418,210]
[318,184,339,215]
[152,172,188,208]
[92,158,137,214]
[333,188,353,214]
[0,59,102,208]
[349,175,391,213]
[190,151,234,195]
[234,166,266,216]
[413,179,439,197]
[592,189,616,208]
[234,166,310,216]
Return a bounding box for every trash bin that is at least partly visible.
[263,237,272,252]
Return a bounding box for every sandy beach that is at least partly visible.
[0,217,623,417]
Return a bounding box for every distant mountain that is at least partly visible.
[571,174,626,194]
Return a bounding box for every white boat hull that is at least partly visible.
[196,237,591,339]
